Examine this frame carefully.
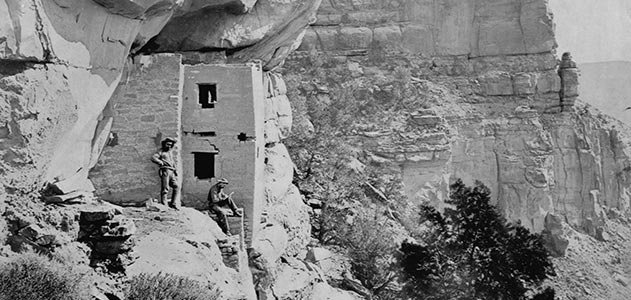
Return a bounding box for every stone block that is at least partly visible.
[80,206,116,223]
[264,97,277,122]
[434,0,474,56]
[372,25,402,48]
[52,169,96,194]
[410,115,442,127]
[102,215,137,237]
[520,0,556,54]
[43,191,92,204]
[478,71,514,96]
[277,116,292,140]
[264,144,295,202]
[18,224,60,247]
[343,11,398,25]
[264,121,281,144]
[400,0,434,23]
[513,73,536,95]
[313,14,343,26]
[269,72,287,96]
[475,7,524,56]
[272,95,292,117]
[405,152,434,162]
[315,27,340,51]
[306,247,333,263]
[401,24,435,55]
[536,70,561,93]
[18,224,46,241]
[140,115,155,122]
[338,27,373,50]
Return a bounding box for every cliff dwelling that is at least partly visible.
[90,54,266,245]
[5,0,631,299]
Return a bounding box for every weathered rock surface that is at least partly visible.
[126,207,256,300]
[300,0,555,57]
[286,49,631,235]
[285,0,631,254]
[145,0,322,70]
[0,0,320,204]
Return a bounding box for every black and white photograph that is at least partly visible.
[0,0,629,299]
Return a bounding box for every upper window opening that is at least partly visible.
[198,84,217,108]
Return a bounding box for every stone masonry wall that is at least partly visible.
[180,63,265,246]
[90,54,182,205]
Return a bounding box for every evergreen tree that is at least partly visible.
[400,179,555,300]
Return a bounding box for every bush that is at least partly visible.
[127,272,221,300]
[0,252,91,300]
[400,179,555,300]
[336,211,398,297]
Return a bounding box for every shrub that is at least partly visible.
[0,252,91,300]
[339,212,397,296]
[400,179,555,300]
[127,272,221,300]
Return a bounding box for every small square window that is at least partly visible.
[198,84,217,108]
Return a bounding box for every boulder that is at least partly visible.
[18,224,59,247]
[306,247,333,263]
[79,206,116,224]
[126,207,255,299]
[542,213,569,257]
[265,144,295,202]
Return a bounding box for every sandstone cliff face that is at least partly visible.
[1,0,321,298]
[299,0,555,56]
[285,0,631,237]
[0,0,319,199]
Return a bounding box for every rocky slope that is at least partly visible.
[282,0,631,298]
[3,0,631,299]
[287,0,631,239]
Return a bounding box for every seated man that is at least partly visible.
[208,178,242,234]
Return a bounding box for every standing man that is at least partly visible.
[151,137,180,209]
[208,178,242,234]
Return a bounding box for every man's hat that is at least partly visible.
[163,137,177,144]
[217,178,229,184]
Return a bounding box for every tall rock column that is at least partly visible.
[559,52,579,110]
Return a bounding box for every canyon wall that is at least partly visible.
[3,0,631,298]
[0,0,321,298]
[284,0,631,235]
[0,0,319,200]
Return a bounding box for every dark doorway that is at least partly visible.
[193,152,215,179]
